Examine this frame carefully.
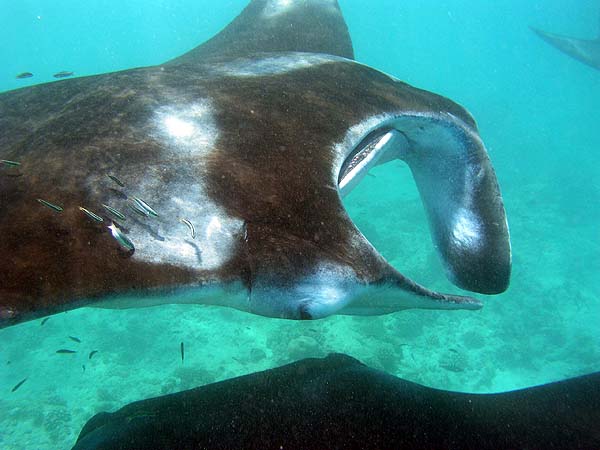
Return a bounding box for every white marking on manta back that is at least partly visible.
[126,183,244,272]
[98,98,243,272]
[261,0,338,19]
[152,100,218,155]
[213,53,345,77]
[164,116,194,138]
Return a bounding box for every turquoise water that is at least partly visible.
[1,1,599,448]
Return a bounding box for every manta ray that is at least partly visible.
[72,354,600,450]
[0,0,511,328]
[531,12,600,71]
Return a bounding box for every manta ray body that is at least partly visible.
[0,0,510,327]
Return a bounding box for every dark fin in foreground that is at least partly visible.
[531,26,600,71]
[168,0,354,64]
[72,354,600,450]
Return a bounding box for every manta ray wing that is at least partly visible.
[531,25,600,71]
[168,0,354,63]
[0,0,510,327]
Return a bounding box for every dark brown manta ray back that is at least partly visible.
[0,0,510,328]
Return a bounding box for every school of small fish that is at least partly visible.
[1,159,197,252]
[8,330,187,393]
[3,96,201,393]
[15,71,75,80]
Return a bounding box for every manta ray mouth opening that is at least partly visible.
[338,130,442,284]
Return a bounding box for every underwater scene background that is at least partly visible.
[1,0,599,448]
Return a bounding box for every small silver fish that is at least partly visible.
[132,197,159,217]
[108,222,135,252]
[102,204,126,221]
[108,174,125,187]
[1,159,21,167]
[37,198,63,212]
[79,206,103,223]
[16,72,33,79]
[179,218,196,239]
[128,201,149,217]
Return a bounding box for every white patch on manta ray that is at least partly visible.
[213,53,344,77]
[101,99,244,272]
[125,181,244,272]
[261,0,338,19]
[451,207,483,250]
[152,100,218,155]
[250,261,359,318]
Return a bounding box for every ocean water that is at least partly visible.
[1,0,599,448]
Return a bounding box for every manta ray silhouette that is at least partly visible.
[72,354,600,450]
[0,0,511,327]
[531,10,600,71]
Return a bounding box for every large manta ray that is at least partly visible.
[0,0,511,328]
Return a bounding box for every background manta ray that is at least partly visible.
[0,0,510,328]
[531,8,600,71]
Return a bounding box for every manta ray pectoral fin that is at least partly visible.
[168,0,354,64]
[391,113,511,294]
[531,26,600,71]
